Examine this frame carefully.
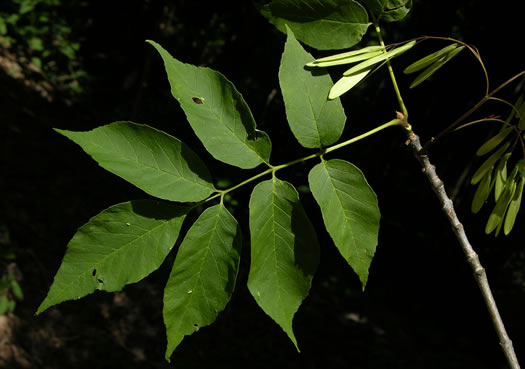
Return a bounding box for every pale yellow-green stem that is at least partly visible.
[374,23,409,119]
[200,118,405,206]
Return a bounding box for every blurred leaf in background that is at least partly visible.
[0,0,88,96]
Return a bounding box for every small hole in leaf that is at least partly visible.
[92,269,96,276]
[192,96,204,104]
[98,279,103,284]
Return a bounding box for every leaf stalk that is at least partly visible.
[202,119,404,205]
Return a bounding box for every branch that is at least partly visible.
[406,130,521,369]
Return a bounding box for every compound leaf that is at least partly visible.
[279,27,346,148]
[37,200,189,315]
[248,178,320,350]
[163,204,242,361]
[308,159,380,289]
[147,40,271,169]
[55,122,215,202]
[260,0,370,50]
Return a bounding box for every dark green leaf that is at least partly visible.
[0,18,7,35]
[248,178,319,349]
[361,0,413,22]
[56,122,215,202]
[279,27,346,148]
[164,204,242,361]
[308,159,380,289]
[0,295,8,315]
[36,200,188,315]
[260,0,371,50]
[147,40,271,169]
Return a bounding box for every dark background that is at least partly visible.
[1,1,524,368]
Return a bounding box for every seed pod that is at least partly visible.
[476,126,513,156]
[471,142,510,185]
[494,153,511,201]
[342,40,416,76]
[408,46,465,89]
[485,176,516,235]
[329,65,374,99]
[306,49,384,67]
[306,45,384,67]
[472,169,492,214]
[403,44,459,74]
[504,175,524,235]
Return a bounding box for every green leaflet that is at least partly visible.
[279,27,346,148]
[248,178,320,350]
[55,122,215,202]
[37,200,189,315]
[260,0,370,50]
[361,0,413,22]
[147,40,271,169]
[163,204,242,361]
[342,40,416,76]
[471,142,510,185]
[471,169,492,214]
[308,159,380,289]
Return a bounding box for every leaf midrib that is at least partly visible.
[323,162,359,258]
[171,206,226,333]
[88,133,212,190]
[63,217,173,291]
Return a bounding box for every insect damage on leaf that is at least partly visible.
[192,96,205,104]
